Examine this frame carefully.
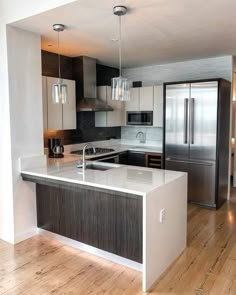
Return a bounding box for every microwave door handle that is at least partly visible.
[184,98,188,144]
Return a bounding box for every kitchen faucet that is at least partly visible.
[136,131,146,143]
[82,143,96,170]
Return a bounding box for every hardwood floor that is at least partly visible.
[1,190,236,294]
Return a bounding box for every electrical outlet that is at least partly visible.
[159,208,166,223]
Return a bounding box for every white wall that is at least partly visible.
[0,24,15,243]
[0,0,77,23]
[123,56,232,85]
[7,26,44,242]
[0,0,78,243]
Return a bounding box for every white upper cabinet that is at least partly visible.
[124,85,163,126]
[153,85,163,127]
[125,86,154,112]
[62,78,76,130]
[47,77,63,130]
[139,86,154,111]
[43,76,76,131]
[95,86,125,127]
[125,88,139,111]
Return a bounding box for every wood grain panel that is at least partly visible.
[36,183,142,263]
[41,50,73,79]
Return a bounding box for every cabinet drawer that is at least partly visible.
[146,153,163,169]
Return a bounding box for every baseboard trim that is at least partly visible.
[38,228,143,272]
[14,227,38,244]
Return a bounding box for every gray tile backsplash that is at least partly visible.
[121,126,163,143]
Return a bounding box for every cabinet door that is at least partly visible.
[153,85,163,127]
[125,88,139,111]
[139,86,154,111]
[97,86,107,103]
[128,152,146,167]
[107,86,125,127]
[47,77,63,130]
[119,152,129,164]
[62,79,76,130]
[42,76,48,130]
[95,86,107,127]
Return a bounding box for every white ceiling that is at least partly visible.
[12,0,236,68]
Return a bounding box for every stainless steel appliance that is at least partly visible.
[127,111,153,126]
[48,138,64,158]
[164,79,231,208]
[75,56,113,112]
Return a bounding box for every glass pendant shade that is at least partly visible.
[52,79,68,104]
[111,76,130,101]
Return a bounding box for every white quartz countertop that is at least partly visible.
[21,159,186,196]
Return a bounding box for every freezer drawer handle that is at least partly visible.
[166,158,214,166]
[190,98,195,144]
[184,98,188,144]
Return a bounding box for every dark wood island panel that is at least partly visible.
[36,183,143,263]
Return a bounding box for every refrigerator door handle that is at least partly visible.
[184,98,188,144]
[166,158,214,166]
[190,98,195,144]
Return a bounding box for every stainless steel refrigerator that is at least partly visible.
[164,79,231,208]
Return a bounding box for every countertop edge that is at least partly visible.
[21,171,146,197]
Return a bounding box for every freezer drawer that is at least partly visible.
[165,159,216,207]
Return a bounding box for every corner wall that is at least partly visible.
[7,26,44,242]
[0,24,15,243]
[0,0,78,244]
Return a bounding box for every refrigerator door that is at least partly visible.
[166,158,216,206]
[165,83,190,159]
[189,81,218,162]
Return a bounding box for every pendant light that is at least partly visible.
[111,5,130,101]
[52,24,68,104]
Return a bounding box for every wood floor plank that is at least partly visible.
[2,190,236,294]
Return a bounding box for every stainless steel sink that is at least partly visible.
[85,163,114,171]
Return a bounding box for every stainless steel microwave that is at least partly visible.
[127,111,153,126]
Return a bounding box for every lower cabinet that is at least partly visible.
[118,151,162,168]
[146,152,163,169]
[118,151,129,164]
[128,151,146,167]
[36,183,142,263]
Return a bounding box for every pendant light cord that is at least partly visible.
[58,30,61,80]
[119,15,122,77]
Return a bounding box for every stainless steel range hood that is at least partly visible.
[75,56,113,112]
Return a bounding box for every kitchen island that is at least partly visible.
[21,156,187,292]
